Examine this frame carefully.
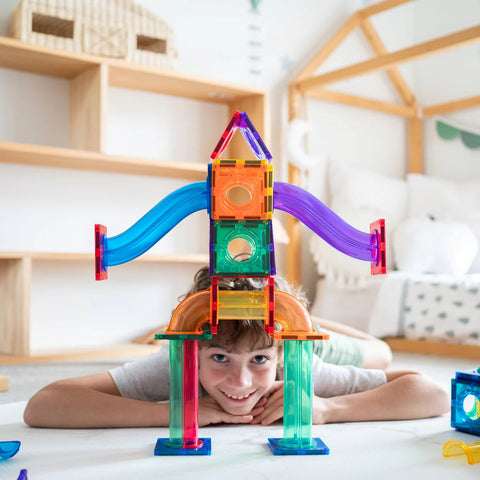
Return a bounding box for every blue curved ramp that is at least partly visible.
[100,181,209,270]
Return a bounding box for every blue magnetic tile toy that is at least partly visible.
[451,367,480,436]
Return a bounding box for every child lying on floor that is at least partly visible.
[24,267,449,428]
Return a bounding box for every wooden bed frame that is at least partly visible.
[287,0,480,358]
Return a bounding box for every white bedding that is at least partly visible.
[310,276,382,332]
[306,163,480,345]
[369,272,480,344]
[311,273,480,345]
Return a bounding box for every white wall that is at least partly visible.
[0,0,478,348]
[413,0,480,181]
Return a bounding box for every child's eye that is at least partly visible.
[212,354,227,362]
[252,355,268,364]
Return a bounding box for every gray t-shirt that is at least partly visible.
[109,345,386,402]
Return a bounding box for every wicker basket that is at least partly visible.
[9,0,176,69]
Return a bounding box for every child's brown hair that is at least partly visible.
[182,266,309,353]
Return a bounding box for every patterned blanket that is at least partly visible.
[369,272,480,345]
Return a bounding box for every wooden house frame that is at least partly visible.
[287,0,480,358]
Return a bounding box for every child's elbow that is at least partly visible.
[23,386,55,427]
[425,376,450,417]
[401,372,450,419]
[436,383,451,417]
[23,394,43,427]
[23,398,38,426]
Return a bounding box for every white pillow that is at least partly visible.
[407,174,480,273]
[330,162,408,227]
[309,161,407,287]
[393,217,478,275]
[310,277,382,333]
[309,206,382,286]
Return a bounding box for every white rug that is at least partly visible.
[0,352,478,479]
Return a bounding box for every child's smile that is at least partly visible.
[220,390,256,401]
[198,346,279,416]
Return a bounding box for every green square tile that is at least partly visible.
[210,220,272,276]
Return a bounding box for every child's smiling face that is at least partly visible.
[198,346,279,415]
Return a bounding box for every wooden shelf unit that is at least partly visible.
[0,35,268,167]
[0,251,210,363]
[0,36,268,362]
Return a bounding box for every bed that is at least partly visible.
[306,161,480,355]
[286,0,480,358]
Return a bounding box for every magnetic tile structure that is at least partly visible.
[95,111,386,456]
[451,368,480,437]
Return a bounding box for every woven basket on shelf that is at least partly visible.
[9,0,176,69]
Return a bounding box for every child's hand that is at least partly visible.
[250,381,284,425]
[312,396,328,424]
[250,383,329,426]
[198,396,259,426]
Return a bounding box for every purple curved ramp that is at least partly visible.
[273,182,377,262]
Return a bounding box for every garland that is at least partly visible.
[436,119,480,149]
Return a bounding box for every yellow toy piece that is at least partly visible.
[443,439,480,465]
[161,287,329,341]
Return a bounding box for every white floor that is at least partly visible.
[0,352,478,479]
[389,351,475,383]
[0,358,128,404]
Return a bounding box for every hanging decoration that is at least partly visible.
[249,0,262,9]
[247,0,263,82]
[436,119,480,149]
[287,118,329,193]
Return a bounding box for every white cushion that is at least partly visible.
[330,162,407,226]
[407,174,480,273]
[393,217,478,275]
[310,277,382,333]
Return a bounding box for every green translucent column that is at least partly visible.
[168,340,184,447]
[282,340,313,448]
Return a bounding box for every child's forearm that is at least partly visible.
[315,373,449,424]
[24,383,169,428]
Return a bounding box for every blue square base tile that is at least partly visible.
[154,438,211,456]
[268,437,329,456]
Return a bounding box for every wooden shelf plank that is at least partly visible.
[0,251,209,264]
[0,36,266,104]
[0,343,160,365]
[108,62,266,103]
[0,36,100,78]
[0,142,207,180]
